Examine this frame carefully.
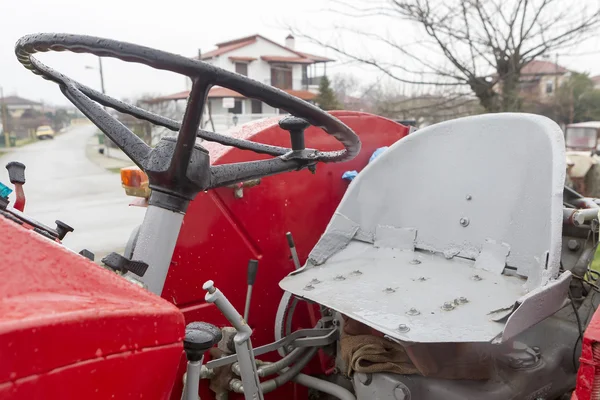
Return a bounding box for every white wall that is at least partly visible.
[209,38,306,89]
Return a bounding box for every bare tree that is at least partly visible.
[293,0,600,112]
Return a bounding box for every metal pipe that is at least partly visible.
[564,208,586,227]
[230,347,318,394]
[293,373,356,400]
[231,348,306,377]
[183,360,201,400]
[204,280,263,400]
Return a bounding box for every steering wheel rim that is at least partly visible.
[15,33,361,165]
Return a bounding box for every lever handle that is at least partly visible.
[279,116,309,151]
[247,259,259,285]
[184,321,222,362]
[6,162,26,185]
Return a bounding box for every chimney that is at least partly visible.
[197,48,202,60]
[285,34,295,49]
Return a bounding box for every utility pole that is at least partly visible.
[0,87,9,148]
[98,57,106,95]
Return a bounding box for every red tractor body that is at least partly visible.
[0,112,409,399]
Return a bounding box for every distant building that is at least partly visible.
[591,75,600,90]
[2,95,43,118]
[146,34,334,132]
[518,60,570,102]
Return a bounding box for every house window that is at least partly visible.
[229,99,242,114]
[271,65,293,89]
[235,62,248,77]
[251,99,262,114]
[546,81,554,94]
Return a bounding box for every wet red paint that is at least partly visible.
[163,111,409,399]
[574,308,600,400]
[0,112,408,399]
[0,216,184,399]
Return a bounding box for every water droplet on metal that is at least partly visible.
[409,259,421,265]
[471,274,483,281]
[303,284,314,291]
[442,302,455,311]
[458,296,468,304]
[383,287,395,293]
[397,324,410,332]
[310,278,321,285]
[350,270,363,276]
[333,275,345,281]
[466,195,472,200]
[460,217,470,227]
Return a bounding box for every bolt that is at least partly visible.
[406,307,420,316]
[384,287,396,293]
[310,278,321,284]
[393,384,411,400]
[304,284,315,291]
[409,259,421,265]
[472,274,483,281]
[568,239,580,251]
[333,275,346,281]
[460,217,470,227]
[397,324,410,333]
[332,319,340,326]
[442,302,455,311]
[466,195,472,200]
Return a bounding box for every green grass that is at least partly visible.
[15,137,36,147]
[592,246,600,272]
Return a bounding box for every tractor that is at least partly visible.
[2,33,600,400]
[565,121,600,198]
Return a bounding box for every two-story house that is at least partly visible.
[518,60,570,102]
[147,34,333,132]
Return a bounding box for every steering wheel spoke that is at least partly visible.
[15,33,361,211]
[60,83,151,168]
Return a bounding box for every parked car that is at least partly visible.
[35,125,55,140]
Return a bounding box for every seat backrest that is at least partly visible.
[331,113,565,282]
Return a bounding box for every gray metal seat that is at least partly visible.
[280,113,571,343]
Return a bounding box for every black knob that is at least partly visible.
[55,220,74,240]
[184,322,222,362]
[279,116,310,151]
[6,162,26,185]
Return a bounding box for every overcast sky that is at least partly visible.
[2,0,600,107]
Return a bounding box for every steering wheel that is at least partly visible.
[15,33,361,211]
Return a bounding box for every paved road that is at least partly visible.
[0,125,145,257]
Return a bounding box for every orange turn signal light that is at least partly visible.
[120,167,151,198]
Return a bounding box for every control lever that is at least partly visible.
[182,322,222,400]
[6,162,26,211]
[243,259,259,324]
[286,232,301,270]
[204,280,264,400]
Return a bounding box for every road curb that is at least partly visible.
[85,136,134,172]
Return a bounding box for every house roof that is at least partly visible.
[591,75,600,84]
[198,34,334,63]
[521,60,569,75]
[228,56,257,62]
[147,86,316,102]
[1,95,42,106]
[261,56,315,64]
